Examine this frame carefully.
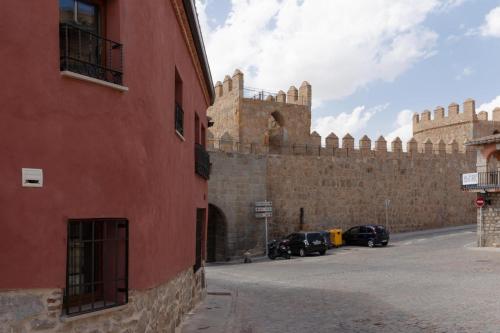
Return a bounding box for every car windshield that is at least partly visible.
[375,226,387,234]
[307,233,323,242]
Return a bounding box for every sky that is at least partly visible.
[195,0,500,145]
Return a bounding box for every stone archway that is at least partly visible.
[207,204,227,262]
[268,111,287,152]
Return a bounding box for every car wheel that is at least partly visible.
[299,248,306,257]
[283,252,291,259]
[382,242,388,247]
[367,239,375,248]
[319,250,326,256]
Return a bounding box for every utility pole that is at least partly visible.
[385,199,390,230]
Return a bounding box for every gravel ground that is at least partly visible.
[181,226,500,333]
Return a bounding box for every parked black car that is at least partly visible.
[319,230,333,248]
[284,232,328,257]
[343,225,389,247]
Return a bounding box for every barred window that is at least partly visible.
[65,218,128,316]
[175,69,184,137]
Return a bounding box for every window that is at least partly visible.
[194,209,205,272]
[201,125,206,147]
[65,218,128,316]
[59,0,124,85]
[175,69,184,137]
[195,113,200,144]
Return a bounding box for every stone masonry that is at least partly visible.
[208,142,476,258]
[478,192,500,247]
[0,267,205,333]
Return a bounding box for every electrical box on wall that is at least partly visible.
[22,168,43,188]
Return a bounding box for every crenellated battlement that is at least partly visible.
[207,130,473,160]
[213,69,312,107]
[413,99,478,134]
[413,98,500,152]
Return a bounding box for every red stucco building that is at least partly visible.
[0,0,214,331]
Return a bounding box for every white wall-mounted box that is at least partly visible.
[22,168,43,188]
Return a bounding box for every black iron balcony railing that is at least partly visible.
[195,143,210,180]
[461,171,500,191]
[60,23,123,85]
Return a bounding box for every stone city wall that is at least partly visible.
[0,267,205,333]
[208,135,476,258]
[208,152,267,260]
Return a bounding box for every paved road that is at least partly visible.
[181,227,500,333]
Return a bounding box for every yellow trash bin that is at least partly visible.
[329,229,343,247]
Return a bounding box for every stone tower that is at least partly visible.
[413,99,500,152]
[207,70,314,148]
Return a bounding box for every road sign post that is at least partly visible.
[255,201,272,257]
[475,197,485,247]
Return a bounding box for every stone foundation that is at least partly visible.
[0,267,205,333]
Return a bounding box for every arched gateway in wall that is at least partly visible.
[207,204,227,262]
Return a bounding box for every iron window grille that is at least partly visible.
[175,102,184,137]
[60,23,124,85]
[195,143,210,179]
[64,218,128,316]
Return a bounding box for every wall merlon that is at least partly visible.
[448,139,459,153]
[232,69,244,92]
[391,137,403,152]
[359,135,371,151]
[325,132,339,149]
[434,106,445,119]
[276,90,286,103]
[463,98,476,116]
[287,86,299,104]
[342,133,354,149]
[413,113,420,125]
[421,110,431,122]
[299,81,312,107]
[310,131,321,146]
[223,75,232,94]
[423,138,433,154]
[215,81,223,98]
[437,139,446,154]
[493,107,500,121]
[375,136,387,152]
[407,137,418,154]
[477,111,488,121]
[448,102,459,116]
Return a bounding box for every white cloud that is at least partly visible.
[480,6,500,37]
[386,109,414,146]
[478,95,500,118]
[313,105,386,143]
[197,0,446,104]
[455,66,474,80]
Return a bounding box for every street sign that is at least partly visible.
[463,173,479,186]
[255,212,272,218]
[255,206,273,213]
[476,197,485,208]
[255,201,272,207]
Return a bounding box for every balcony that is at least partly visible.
[60,23,123,86]
[195,144,210,180]
[461,171,500,191]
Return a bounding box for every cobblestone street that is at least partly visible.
[181,226,500,333]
